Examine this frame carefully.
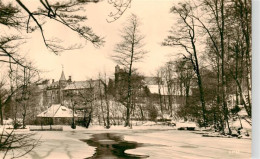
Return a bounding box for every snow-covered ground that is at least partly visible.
[0,123,251,159]
[125,130,251,159]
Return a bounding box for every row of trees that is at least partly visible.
[107,1,252,131]
[162,0,251,133]
[63,72,155,129]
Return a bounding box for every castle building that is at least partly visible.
[40,69,100,108]
[35,65,193,124]
[36,69,102,124]
[42,69,69,106]
[38,65,191,108]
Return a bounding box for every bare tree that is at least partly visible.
[107,0,132,22]
[20,65,40,128]
[191,0,251,133]
[0,129,39,159]
[163,3,207,127]
[99,73,111,129]
[0,77,11,125]
[0,0,106,78]
[64,79,97,128]
[0,65,40,156]
[155,70,164,117]
[174,58,194,120]
[16,0,104,53]
[112,14,147,127]
[227,0,251,117]
[165,61,175,117]
[98,74,106,127]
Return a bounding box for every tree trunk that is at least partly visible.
[239,0,251,117]
[86,113,92,128]
[0,100,3,125]
[98,79,106,126]
[194,63,207,128]
[86,105,93,128]
[22,111,26,128]
[139,104,144,120]
[158,82,163,117]
[216,53,224,132]
[106,101,110,128]
[125,35,135,127]
[104,83,110,129]
[190,33,207,128]
[22,67,27,129]
[220,0,231,134]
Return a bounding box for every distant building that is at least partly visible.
[36,69,102,125]
[37,104,76,125]
[113,65,190,96]
[38,69,101,107]
[36,65,194,123]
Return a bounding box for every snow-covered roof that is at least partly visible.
[144,77,158,85]
[147,85,171,95]
[37,104,77,118]
[147,85,160,94]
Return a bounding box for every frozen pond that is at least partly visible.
[0,126,251,159]
[83,133,149,158]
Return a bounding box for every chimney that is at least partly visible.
[68,76,72,82]
[52,79,54,83]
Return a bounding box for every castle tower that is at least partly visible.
[59,67,67,105]
[59,68,67,88]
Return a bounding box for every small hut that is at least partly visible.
[37,104,77,125]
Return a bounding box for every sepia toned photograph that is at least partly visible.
[0,0,252,158]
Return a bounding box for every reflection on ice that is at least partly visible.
[83,133,149,159]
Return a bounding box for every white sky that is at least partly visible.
[2,0,180,82]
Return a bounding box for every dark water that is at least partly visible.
[82,133,149,159]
